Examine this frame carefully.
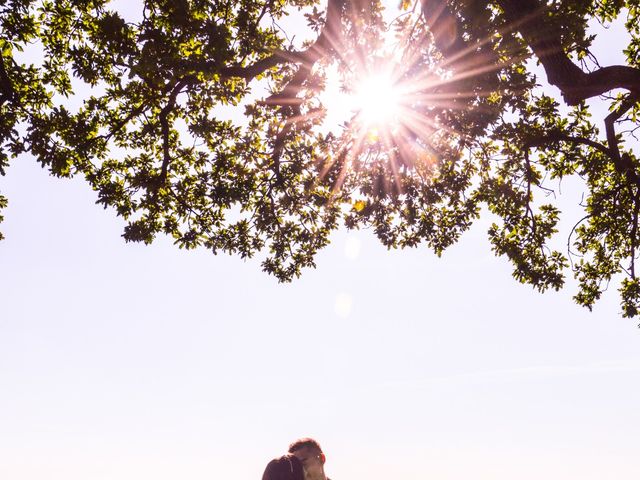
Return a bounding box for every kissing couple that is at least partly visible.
[262,438,331,480]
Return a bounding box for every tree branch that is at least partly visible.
[263,0,344,106]
[184,50,303,82]
[180,0,345,88]
[631,192,640,279]
[495,0,640,105]
[604,94,640,187]
[262,0,345,172]
[157,76,195,189]
[525,130,611,157]
[524,118,640,190]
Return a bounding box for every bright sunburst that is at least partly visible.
[296,1,491,198]
[352,70,404,127]
[319,65,412,137]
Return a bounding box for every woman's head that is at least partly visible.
[262,455,305,480]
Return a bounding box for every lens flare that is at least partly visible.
[334,293,353,318]
[353,71,403,127]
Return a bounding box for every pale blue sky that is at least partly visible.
[1,2,640,480]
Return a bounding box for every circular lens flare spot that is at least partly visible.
[344,234,362,260]
[334,293,353,318]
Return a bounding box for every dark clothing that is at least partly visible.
[262,455,304,480]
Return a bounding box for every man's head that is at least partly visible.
[288,438,326,480]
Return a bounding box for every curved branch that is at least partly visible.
[567,214,591,268]
[604,94,640,187]
[575,66,640,101]
[525,130,611,157]
[524,119,640,190]
[495,0,640,105]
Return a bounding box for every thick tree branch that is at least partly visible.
[496,0,640,105]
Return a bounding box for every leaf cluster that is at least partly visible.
[2,0,640,318]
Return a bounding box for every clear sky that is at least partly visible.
[1,2,640,480]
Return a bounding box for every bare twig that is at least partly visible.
[631,192,640,278]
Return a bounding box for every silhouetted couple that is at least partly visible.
[262,438,330,480]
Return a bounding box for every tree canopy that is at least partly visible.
[1,0,640,316]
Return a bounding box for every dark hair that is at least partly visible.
[262,455,304,480]
[288,437,323,454]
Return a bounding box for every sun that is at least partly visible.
[315,58,443,193]
[318,65,410,134]
[352,70,404,127]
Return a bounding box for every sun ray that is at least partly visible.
[307,1,518,199]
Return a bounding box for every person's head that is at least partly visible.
[262,455,304,480]
[288,438,325,479]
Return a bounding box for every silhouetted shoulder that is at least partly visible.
[262,454,304,480]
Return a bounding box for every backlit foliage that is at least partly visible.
[1,0,640,317]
